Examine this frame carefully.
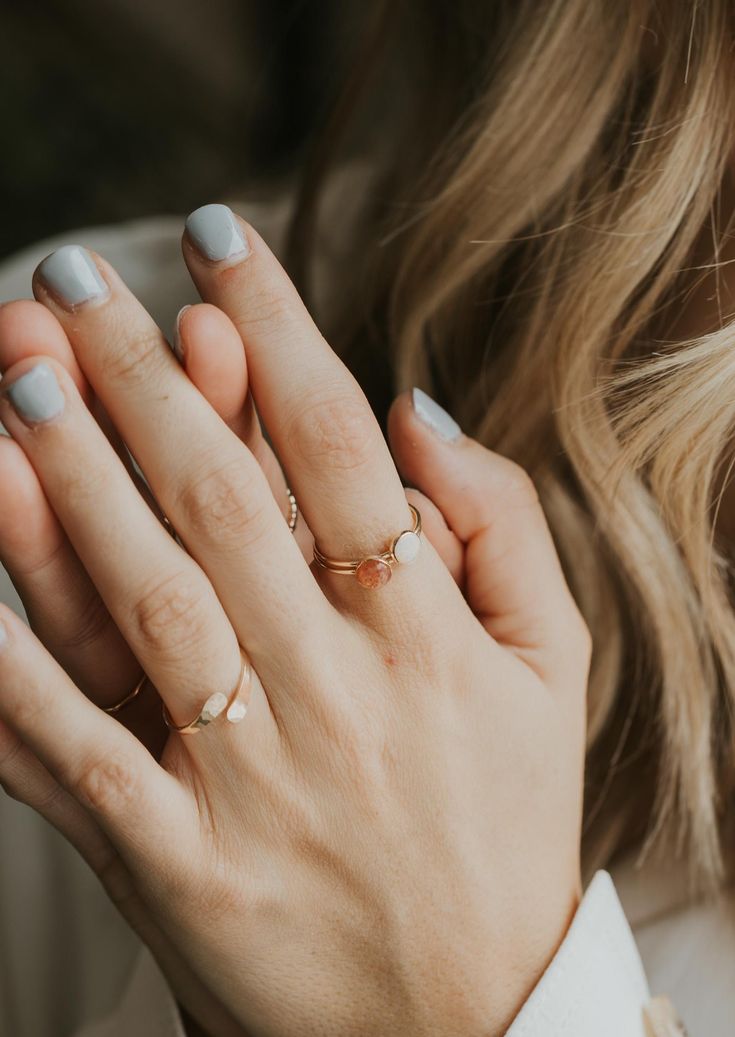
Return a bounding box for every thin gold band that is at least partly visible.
[312,503,422,588]
[162,646,251,735]
[103,673,148,715]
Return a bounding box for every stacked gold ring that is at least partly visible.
[312,503,422,589]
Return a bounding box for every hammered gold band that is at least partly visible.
[162,646,251,735]
[312,503,422,589]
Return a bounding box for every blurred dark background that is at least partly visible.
[0,0,360,260]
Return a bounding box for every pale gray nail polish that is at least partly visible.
[172,305,190,362]
[185,204,249,262]
[6,364,65,424]
[411,387,462,442]
[37,245,108,306]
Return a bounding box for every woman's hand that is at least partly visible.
[0,207,590,1036]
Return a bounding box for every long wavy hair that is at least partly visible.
[285,0,735,889]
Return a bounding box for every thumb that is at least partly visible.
[387,389,587,672]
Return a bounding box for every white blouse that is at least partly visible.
[0,195,733,1037]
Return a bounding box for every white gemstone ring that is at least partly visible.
[162,646,251,735]
[311,503,423,589]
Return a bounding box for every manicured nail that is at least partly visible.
[185,204,249,263]
[37,245,109,307]
[0,620,7,649]
[411,387,462,442]
[172,305,190,362]
[5,364,65,425]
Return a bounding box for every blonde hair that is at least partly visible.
[287,0,735,888]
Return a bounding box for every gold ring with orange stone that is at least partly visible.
[312,503,422,589]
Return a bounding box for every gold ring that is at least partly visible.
[103,673,148,715]
[312,503,422,588]
[162,646,251,735]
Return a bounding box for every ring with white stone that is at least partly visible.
[162,646,251,735]
[312,503,422,589]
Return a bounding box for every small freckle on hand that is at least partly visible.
[384,654,398,667]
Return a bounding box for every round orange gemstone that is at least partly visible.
[355,557,392,588]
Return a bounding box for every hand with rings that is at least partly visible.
[0,206,591,1037]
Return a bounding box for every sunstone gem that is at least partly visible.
[356,557,392,588]
[393,529,421,564]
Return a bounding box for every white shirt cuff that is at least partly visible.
[507,870,651,1036]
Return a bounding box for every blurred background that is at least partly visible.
[0,0,363,260]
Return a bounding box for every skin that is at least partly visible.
[0,214,590,1036]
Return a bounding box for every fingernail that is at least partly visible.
[172,305,190,362]
[5,364,65,425]
[37,245,109,307]
[185,204,249,263]
[411,387,462,442]
[0,620,7,649]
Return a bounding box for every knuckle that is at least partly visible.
[75,752,139,816]
[177,459,269,548]
[287,389,379,474]
[132,569,211,655]
[99,324,170,389]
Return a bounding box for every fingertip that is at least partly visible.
[388,386,464,447]
[176,302,248,423]
[1,353,78,400]
[182,204,252,271]
[171,304,192,362]
[0,298,89,401]
[387,389,465,496]
[386,390,418,453]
